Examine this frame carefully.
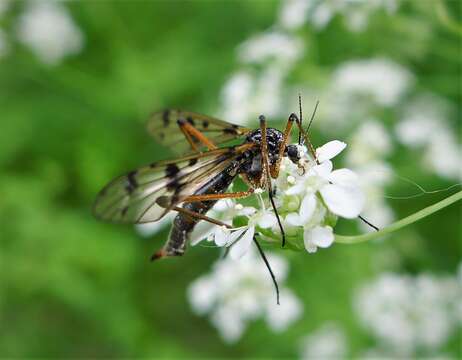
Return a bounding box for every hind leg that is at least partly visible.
[150,206,232,261]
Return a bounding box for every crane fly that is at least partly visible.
[93,103,323,304]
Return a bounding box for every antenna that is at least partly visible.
[298,93,303,145]
[302,100,319,145]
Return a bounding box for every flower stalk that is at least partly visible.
[335,190,461,244]
[258,190,461,249]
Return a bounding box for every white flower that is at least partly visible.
[189,199,239,246]
[354,272,461,354]
[220,71,254,125]
[331,58,413,107]
[396,94,461,180]
[0,0,10,17]
[187,250,302,343]
[264,288,303,332]
[237,31,304,65]
[220,65,293,125]
[278,0,311,30]
[286,141,365,219]
[299,323,348,359]
[303,225,334,253]
[270,140,364,253]
[345,121,394,230]
[16,1,84,65]
[301,0,400,32]
[214,196,276,260]
[347,120,392,166]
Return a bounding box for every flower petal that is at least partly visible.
[285,212,302,226]
[258,212,276,228]
[239,206,257,216]
[189,220,216,246]
[285,182,306,196]
[299,193,317,223]
[309,226,334,248]
[316,140,347,162]
[320,183,365,218]
[230,226,255,260]
[309,160,333,179]
[303,228,318,253]
[328,168,359,187]
[214,226,229,246]
[226,227,247,246]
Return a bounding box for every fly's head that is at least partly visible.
[285,144,301,164]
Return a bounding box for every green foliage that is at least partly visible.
[0,0,460,358]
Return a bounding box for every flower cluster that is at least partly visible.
[354,271,462,356]
[299,323,348,359]
[188,249,302,343]
[191,140,364,256]
[16,0,84,65]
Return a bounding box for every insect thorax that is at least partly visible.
[236,128,281,181]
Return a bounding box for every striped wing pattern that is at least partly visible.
[147,109,251,154]
[92,146,251,224]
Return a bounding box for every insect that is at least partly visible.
[93,99,377,304]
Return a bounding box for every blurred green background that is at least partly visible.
[0,0,460,358]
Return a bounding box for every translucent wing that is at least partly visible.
[147,109,251,154]
[92,145,253,224]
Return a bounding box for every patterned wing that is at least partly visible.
[92,145,252,224]
[147,109,251,154]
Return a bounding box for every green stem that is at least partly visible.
[335,190,462,244]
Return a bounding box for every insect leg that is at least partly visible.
[259,115,287,247]
[177,119,218,151]
[253,234,280,305]
[358,215,380,231]
[151,206,233,261]
[270,113,296,179]
[182,189,254,203]
[291,113,319,164]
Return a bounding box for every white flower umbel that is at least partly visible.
[275,141,364,253]
[188,249,303,343]
[331,58,413,107]
[396,93,461,180]
[299,323,348,359]
[293,0,400,32]
[354,272,461,355]
[16,1,84,65]
[237,31,304,65]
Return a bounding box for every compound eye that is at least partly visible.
[288,145,298,158]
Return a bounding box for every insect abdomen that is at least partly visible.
[156,170,237,259]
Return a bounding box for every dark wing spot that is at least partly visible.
[232,124,239,129]
[125,170,138,193]
[155,196,170,208]
[166,178,180,191]
[165,164,180,178]
[162,110,170,126]
[159,132,165,139]
[149,162,157,168]
[202,120,209,128]
[187,116,195,126]
[121,206,129,217]
[188,158,198,166]
[224,128,238,135]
